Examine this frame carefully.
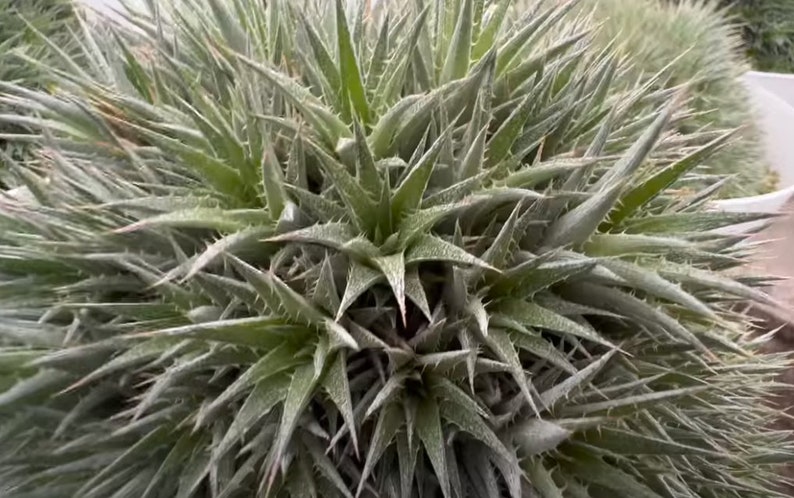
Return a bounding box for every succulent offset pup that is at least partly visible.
[0,0,791,496]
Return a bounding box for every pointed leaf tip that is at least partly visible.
[373,252,407,325]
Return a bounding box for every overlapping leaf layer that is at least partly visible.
[0,0,791,497]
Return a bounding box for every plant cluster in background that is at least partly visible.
[718,0,794,73]
[0,0,792,497]
[587,0,772,196]
[665,0,794,73]
[0,0,75,186]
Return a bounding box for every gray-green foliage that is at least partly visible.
[693,0,794,73]
[0,0,73,82]
[0,0,75,182]
[0,0,791,497]
[584,0,772,196]
[730,0,794,72]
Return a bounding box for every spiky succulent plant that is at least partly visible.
[582,0,770,196]
[0,0,76,180]
[0,0,791,496]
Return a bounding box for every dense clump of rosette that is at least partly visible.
[0,1,790,496]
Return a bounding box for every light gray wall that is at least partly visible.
[76,0,149,27]
[78,0,147,15]
[80,0,122,10]
[80,0,139,10]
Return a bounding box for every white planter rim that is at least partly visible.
[711,184,794,213]
[745,70,794,81]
